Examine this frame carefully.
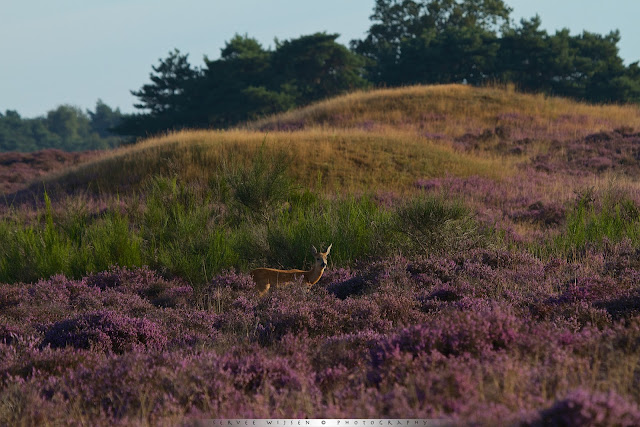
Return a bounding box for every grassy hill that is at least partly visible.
[250,83,640,141]
[10,83,640,201]
[30,129,510,197]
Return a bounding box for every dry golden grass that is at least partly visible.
[248,84,640,141]
[21,84,640,198]
[39,128,512,195]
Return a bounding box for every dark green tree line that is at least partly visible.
[498,17,640,102]
[0,101,125,152]
[117,32,369,136]
[351,0,511,85]
[354,0,640,102]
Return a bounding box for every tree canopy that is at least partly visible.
[352,0,640,103]
[116,33,369,136]
[0,101,125,152]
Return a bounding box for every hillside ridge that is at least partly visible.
[4,84,640,203]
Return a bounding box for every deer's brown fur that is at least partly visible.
[251,244,332,297]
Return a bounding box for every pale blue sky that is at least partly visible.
[1,0,639,118]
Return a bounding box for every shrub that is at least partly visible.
[225,142,296,222]
[534,389,640,427]
[394,194,484,255]
[370,304,524,368]
[41,310,167,354]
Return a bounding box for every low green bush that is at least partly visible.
[552,188,640,258]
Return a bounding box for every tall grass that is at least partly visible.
[141,176,240,284]
[265,194,392,267]
[0,176,488,286]
[537,188,640,259]
[0,194,142,283]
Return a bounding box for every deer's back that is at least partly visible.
[250,268,308,286]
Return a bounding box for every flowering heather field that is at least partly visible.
[0,149,99,194]
[2,251,640,424]
[2,85,640,425]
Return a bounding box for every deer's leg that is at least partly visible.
[258,282,271,297]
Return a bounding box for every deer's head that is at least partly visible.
[311,244,332,271]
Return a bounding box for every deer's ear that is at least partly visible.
[311,245,318,255]
[325,244,332,255]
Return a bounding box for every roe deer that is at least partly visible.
[251,244,332,297]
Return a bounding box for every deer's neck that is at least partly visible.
[304,265,326,285]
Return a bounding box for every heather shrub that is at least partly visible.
[314,330,383,372]
[205,269,256,293]
[408,256,462,287]
[556,276,617,304]
[320,266,356,285]
[223,351,305,393]
[325,257,409,299]
[255,285,330,345]
[253,283,402,346]
[0,324,20,345]
[24,345,318,421]
[39,351,189,420]
[158,309,219,347]
[423,283,467,302]
[41,310,167,354]
[600,238,640,278]
[324,266,378,299]
[0,284,23,311]
[338,297,394,332]
[2,254,640,422]
[534,389,640,427]
[3,340,105,380]
[370,304,524,368]
[599,290,640,320]
[372,282,424,326]
[150,285,193,308]
[82,266,194,309]
[198,270,256,313]
[326,274,370,299]
[83,268,125,290]
[5,275,93,326]
[212,295,259,340]
[86,266,167,293]
[512,201,565,226]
